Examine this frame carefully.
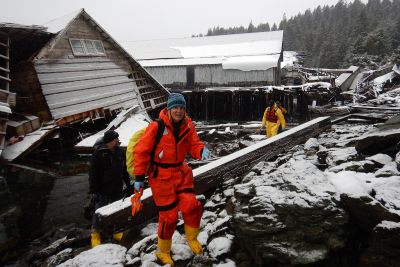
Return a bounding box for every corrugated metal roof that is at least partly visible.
[34,58,142,120]
[125,31,283,60]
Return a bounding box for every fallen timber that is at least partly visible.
[96,116,331,234]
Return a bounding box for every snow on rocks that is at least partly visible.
[58,244,127,267]
[233,121,400,266]
[29,119,400,267]
[208,234,234,258]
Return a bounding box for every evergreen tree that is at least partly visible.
[247,21,255,33]
[279,13,287,30]
[200,0,399,68]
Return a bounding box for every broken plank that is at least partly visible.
[96,116,331,234]
[332,113,388,124]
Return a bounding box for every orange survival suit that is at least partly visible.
[134,108,204,240]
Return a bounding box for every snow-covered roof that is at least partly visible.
[349,72,366,91]
[126,31,283,71]
[140,57,226,67]
[222,54,280,71]
[0,23,46,31]
[76,111,150,148]
[126,31,283,60]
[373,71,397,86]
[335,66,360,87]
[141,54,281,71]
[2,125,57,161]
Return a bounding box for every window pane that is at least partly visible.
[70,39,84,54]
[83,40,97,54]
[93,41,105,55]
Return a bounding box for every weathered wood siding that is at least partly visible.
[34,58,141,120]
[30,13,167,123]
[145,65,276,88]
[145,66,187,84]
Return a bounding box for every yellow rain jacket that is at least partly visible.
[262,104,286,138]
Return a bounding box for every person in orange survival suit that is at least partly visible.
[133,93,210,266]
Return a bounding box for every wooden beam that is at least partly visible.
[96,116,332,234]
[332,114,387,124]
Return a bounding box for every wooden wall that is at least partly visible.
[145,65,277,89]
[180,88,308,122]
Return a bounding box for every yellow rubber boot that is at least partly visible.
[155,238,174,267]
[112,232,123,241]
[91,231,101,248]
[184,225,203,254]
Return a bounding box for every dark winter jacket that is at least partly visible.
[89,145,130,198]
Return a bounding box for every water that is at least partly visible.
[0,153,91,257]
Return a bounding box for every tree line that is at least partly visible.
[196,0,400,69]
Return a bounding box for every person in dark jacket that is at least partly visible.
[89,130,131,247]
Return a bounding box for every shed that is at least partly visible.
[2,9,168,127]
[124,31,284,89]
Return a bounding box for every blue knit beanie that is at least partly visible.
[167,93,186,110]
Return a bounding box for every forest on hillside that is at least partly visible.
[198,0,400,69]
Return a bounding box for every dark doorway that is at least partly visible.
[186,67,195,88]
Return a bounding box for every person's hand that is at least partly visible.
[134,181,144,192]
[201,147,211,160]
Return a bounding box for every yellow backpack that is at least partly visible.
[126,120,165,177]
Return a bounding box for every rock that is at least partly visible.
[304,137,319,151]
[340,194,400,232]
[355,128,400,155]
[42,248,73,267]
[395,151,400,170]
[359,221,400,267]
[375,162,400,177]
[58,244,127,267]
[366,153,393,166]
[328,160,376,173]
[233,156,349,265]
[325,147,361,167]
[208,235,234,258]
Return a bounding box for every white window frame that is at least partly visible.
[69,39,106,56]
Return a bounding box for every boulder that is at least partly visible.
[233,155,349,266]
[359,221,400,267]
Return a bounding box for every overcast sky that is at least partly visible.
[1,0,361,43]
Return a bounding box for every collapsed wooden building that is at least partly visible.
[125,31,284,89]
[0,9,169,160]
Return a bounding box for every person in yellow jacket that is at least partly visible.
[261,100,286,138]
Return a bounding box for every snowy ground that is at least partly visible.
[58,120,400,266]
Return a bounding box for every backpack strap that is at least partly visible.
[150,119,165,165]
[149,119,165,178]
